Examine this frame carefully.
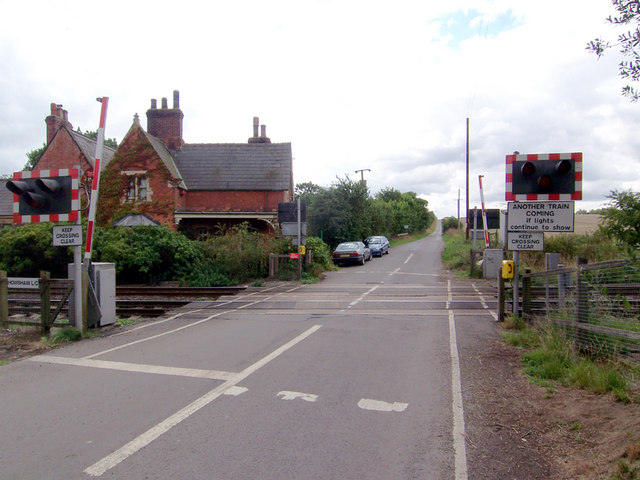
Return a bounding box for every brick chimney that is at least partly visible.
[146,90,184,150]
[248,116,271,144]
[45,103,73,144]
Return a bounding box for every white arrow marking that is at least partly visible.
[278,391,318,402]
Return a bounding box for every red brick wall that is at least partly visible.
[184,190,288,212]
[97,125,180,228]
[36,129,92,174]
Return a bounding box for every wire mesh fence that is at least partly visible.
[517,259,640,362]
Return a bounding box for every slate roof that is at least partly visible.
[0,179,13,217]
[143,131,186,189]
[170,143,292,191]
[69,130,116,171]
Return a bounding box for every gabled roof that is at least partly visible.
[68,129,116,171]
[0,179,14,216]
[142,130,186,189]
[170,143,292,191]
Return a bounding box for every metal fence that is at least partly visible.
[516,259,640,361]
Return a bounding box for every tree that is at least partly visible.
[588,0,640,101]
[599,189,640,250]
[24,143,46,170]
[76,128,118,149]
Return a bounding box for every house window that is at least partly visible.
[126,176,149,202]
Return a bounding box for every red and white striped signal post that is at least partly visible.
[80,97,109,332]
[84,97,109,263]
[478,175,490,248]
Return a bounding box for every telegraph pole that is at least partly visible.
[465,118,470,240]
[355,169,371,183]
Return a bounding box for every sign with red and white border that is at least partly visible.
[11,168,79,223]
[505,152,582,201]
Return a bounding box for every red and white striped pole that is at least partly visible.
[84,97,109,264]
[478,175,490,248]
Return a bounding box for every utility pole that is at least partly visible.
[457,189,461,229]
[465,118,470,240]
[355,169,371,183]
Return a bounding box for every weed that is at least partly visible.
[0,360,9,366]
[611,460,639,480]
[48,326,81,344]
[116,317,137,327]
[251,279,265,287]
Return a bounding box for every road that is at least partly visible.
[0,228,499,479]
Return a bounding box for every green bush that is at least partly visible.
[0,223,73,277]
[441,216,460,234]
[93,225,204,284]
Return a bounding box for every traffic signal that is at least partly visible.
[506,153,582,201]
[6,169,79,223]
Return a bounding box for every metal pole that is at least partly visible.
[73,210,82,331]
[297,197,302,281]
[513,250,520,316]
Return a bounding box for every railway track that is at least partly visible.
[7,285,248,319]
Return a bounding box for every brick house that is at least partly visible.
[98,91,293,236]
[34,103,116,200]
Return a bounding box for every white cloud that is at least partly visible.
[0,0,638,219]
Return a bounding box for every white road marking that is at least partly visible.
[343,285,379,311]
[472,283,498,321]
[84,289,297,359]
[357,399,408,412]
[403,253,414,264]
[84,324,322,477]
[446,279,452,309]
[223,386,248,396]
[277,391,319,402]
[29,355,236,381]
[449,311,469,480]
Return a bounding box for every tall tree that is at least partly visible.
[588,0,640,101]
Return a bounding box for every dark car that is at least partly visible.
[332,241,371,266]
[364,235,390,256]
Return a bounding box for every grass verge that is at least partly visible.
[503,318,638,403]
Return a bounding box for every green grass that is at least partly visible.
[48,326,82,344]
[441,229,480,278]
[503,320,637,402]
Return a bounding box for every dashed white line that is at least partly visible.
[84,324,322,477]
[404,253,414,264]
[277,391,319,402]
[343,285,379,311]
[357,399,408,412]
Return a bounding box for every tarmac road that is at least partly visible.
[0,226,499,479]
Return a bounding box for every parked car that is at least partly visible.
[332,241,371,266]
[364,235,390,256]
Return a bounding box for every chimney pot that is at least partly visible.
[260,125,266,138]
[161,97,168,109]
[253,117,259,138]
[151,99,157,109]
[173,90,180,109]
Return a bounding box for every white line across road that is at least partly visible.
[29,355,237,381]
[84,324,322,477]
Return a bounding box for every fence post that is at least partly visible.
[40,271,51,334]
[497,274,505,322]
[0,270,8,328]
[576,257,589,323]
[470,249,476,277]
[522,268,531,318]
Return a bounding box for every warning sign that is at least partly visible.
[507,232,544,251]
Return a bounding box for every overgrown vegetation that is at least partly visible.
[503,319,638,403]
[0,221,334,286]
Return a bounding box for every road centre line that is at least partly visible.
[84,324,322,477]
[449,311,469,480]
[84,289,298,359]
[404,253,414,264]
[29,355,236,381]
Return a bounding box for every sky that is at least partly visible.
[1,0,639,219]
